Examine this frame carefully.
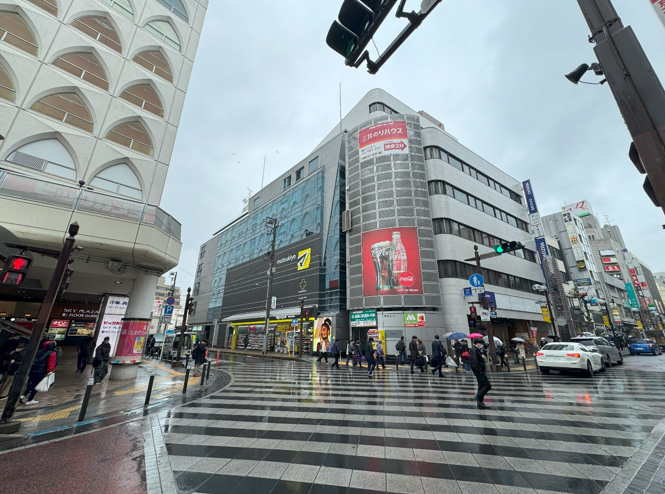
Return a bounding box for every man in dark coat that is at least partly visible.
[470,338,492,409]
[93,337,112,384]
[192,340,208,377]
[77,335,94,373]
[430,335,446,377]
[409,335,423,374]
[353,340,363,368]
[396,337,407,365]
[330,339,340,369]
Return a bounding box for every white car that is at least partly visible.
[536,342,604,377]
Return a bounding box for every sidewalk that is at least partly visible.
[1,348,206,438]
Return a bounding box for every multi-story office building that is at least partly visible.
[189,89,550,352]
[0,0,207,368]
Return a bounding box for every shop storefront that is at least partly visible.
[226,315,315,355]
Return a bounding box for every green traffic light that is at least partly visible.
[494,244,504,254]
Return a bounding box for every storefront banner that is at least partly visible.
[97,316,123,356]
[51,305,100,319]
[115,319,149,358]
[47,319,69,341]
[359,121,409,162]
[68,321,95,336]
[541,307,551,323]
[350,309,377,327]
[362,227,423,296]
[313,317,333,352]
[105,295,129,315]
[626,283,640,309]
[404,313,426,327]
[530,327,538,340]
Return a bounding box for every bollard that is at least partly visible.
[215,351,219,366]
[183,366,190,394]
[185,354,189,368]
[200,364,206,385]
[533,356,539,371]
[78,378,95,422]
[144,373,155,407]
[206,359,212,381]
[506,358,510,372]
[522,357,527,372]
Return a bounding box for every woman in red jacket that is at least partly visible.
[20,341,57,405]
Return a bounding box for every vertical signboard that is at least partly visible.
[95,295,129,357]
[115,319,149,359]
[625,282,640,309]
[359,121,409,162]
[361,227,423,296]
[562,209,585,262]
[313,317,333,353]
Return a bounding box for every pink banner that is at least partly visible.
[115,319,149,358]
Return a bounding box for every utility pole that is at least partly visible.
[175,287,193,363]
[262,218,278,356]
[602,300,619,343]
[543,289,558,339]
[473,245,497,365]
[160,271,177,334]
[1,222,79,425]
[298,297,305,358]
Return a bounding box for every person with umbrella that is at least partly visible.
[470,338,492,409]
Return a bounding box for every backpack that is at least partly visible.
[395,342,400,351]
[461,351,470,359]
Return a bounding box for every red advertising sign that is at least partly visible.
[601,257,617,264]
[604,265,621,272]
[362,227,423,296]
[114,319,149,357]
[49,319,70,328]
[359,121,409,162]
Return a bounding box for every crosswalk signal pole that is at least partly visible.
[262,218,278,356]
[473,245,498,366]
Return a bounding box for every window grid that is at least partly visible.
[154,0,188,22]
[72,17,122,53]
[428,180,529,232]
[106,123,153,156]
[120,85,164,117]
[295,167,304,182]
[132,50,173,82]
[432,218,537,263]
[438,260,541,294]
[145,21,181,51]
[0,64,15,101]
[283,176,291,190]
[100,0,134,19]
[424,146,523,205]
[369,102,397,114]
[0,13,39,55]
[28,0,58,16]
[31,94,94,132]
[52,53,109,90]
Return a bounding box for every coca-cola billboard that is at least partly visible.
[362,227,423,296]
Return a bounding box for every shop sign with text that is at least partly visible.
[350,310,377,327]
[404,313,426,327]
[359,121,409,162]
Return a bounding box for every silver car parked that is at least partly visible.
[570,337,624,367]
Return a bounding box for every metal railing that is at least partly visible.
[0,167,181,241]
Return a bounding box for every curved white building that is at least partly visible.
[0,0,207,343]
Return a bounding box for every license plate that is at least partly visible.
[547,356,562,360]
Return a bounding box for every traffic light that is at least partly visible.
[1,255,32,285]
[493,241,524,254]
[326,0,397,65]
[304,306,318,319]
[469,306,477,319]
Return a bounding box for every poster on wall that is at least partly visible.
[359,121,409,162]
[99,317,123,356]
[115,319,149,358]
[313,317,333,353]
[362,227,423,296]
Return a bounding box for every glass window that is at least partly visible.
[449,155,463,171]
[507,215,517,228]
[154,0,188,21]
[295,167,304,181]
[483,203,494,216]
[477,173,489,186]
[501,186,511,198]
[72,16,122,53]
[132,50,173,82]
[308,157,319,172]
[120,84,163,116]
[283,176,291,189]
[469,168,477,179]
[6,139,76,180]
[462,163,471,174]
[90,163,142,199]
[0,12,38,55]
[32,93,93,132]
[450,221,460,237]
[460,225,474,241]
[53,52,108,90]
[473,230,483,244]
[253,197,260,209]
[481,232,490,247]
[467,196,476,209]
[100,0,133,19]
[28,0,58,16]
[0,63,15,101]
[445,183,454,196]
[488,178,496,190]
[453,188,468,204]
[500,210,508,222]
[145,20,181,51]
[106,121,153,156]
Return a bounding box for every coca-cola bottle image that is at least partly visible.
[390,231,407,288]
[371,241,392,292]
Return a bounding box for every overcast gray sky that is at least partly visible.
[160,0,665,290]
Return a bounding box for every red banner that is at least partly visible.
[358,121,409,162]
[114,319,149,357]
[362,227,423,296]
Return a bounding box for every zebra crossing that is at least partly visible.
[159,356,665,494]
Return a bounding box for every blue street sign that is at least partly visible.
[478,291,496,305]
[291,318,299,325]
[164,305,174,315]
[469,274,484,287]
[490,310,497,317]
[463,287,472,297]
[166,296,175,306]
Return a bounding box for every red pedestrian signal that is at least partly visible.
[469,306,477,318]
[1,255,32,285]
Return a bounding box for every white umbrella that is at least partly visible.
[483,335,503,346]
[511,337,525,343]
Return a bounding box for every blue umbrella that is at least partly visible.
[446,332,467,340]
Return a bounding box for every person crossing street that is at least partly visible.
[430,335,446,377]
[330,339,340,369]
[470,338,492,409]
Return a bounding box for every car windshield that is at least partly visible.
[572,338,595,346]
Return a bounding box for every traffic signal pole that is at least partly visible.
[1,222,79,425]
[298,297,305,358]
[262,219,278,356]
[473,245,498,366]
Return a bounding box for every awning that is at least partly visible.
[222,307,303,323]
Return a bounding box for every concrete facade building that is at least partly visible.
[190,89,550,352]
[0,0,207,366]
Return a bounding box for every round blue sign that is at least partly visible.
[166,296,175,305]
[469,274,484,287]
